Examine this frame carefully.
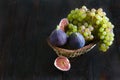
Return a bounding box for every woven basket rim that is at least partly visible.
[47,38,97,53]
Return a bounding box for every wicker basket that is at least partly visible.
[47,39,96,58]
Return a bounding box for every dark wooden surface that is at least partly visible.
[0,0,120,80]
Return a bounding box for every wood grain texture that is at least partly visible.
[0,0,120,80]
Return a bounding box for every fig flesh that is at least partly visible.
[54,56,71,71]
[58,18,69,31]
[49,29,67,46]
[68,32,85,49]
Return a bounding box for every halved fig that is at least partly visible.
[58,18,69,31]
[54,56,71,71]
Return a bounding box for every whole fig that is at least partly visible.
[49,29,67,46]
[68,32,85,49]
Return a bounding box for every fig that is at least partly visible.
[68,32,85,49]
[54,56,71,71]
[58,18,69,31]
[49,29,67,46]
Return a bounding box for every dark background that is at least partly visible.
[0,0,120,80]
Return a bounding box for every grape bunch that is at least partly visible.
[98,20,114,52]
[66,6,114,52]
[93,8,114,52]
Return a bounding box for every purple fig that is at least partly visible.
[68,32,85,49]
[54,56,71,71]
[49,29,67,46]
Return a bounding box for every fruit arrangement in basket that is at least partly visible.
[47,6,114,71]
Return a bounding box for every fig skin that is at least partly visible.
[54,56,71,71]
[49,29,67,46]
[68,32,85,49]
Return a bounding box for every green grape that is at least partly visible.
[104,16,109,21]
[68,24,73,28]
[81,13,87,19]
[81,25,86,30]
[102,31,107,35]
[99,27,104,32]
[83,32,89,37]
[95,14,102,21]
[100,35,105,39]
[111,24,114,28]
[96,20,101,25]
[109,37,114,41]
[73,20,78,25]
[89,12,95,16]
[91,8,96,12]
[105,28,111,32]
[106,41,113,46]
[82,5,88,11]
[79,8,86,14]
[97,8,103,12]
[88,25,94,31]
[66,31,73,36]
[84,22,89,27]
[111,32,115,37]
[102,24,107,28]
[89,35,94,40]
[102,17,108,23]
[78,23,82,26]
[105,35,110,41]
[78,17,83,22]
[99,43,109,52]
